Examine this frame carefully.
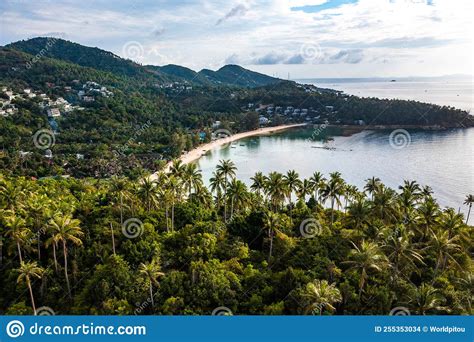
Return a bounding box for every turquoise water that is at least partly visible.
[196,127,474,214]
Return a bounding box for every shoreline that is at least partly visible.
[160,123,307,173]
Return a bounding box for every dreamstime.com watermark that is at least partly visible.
[113,120,152,157]
[5,320,146,338]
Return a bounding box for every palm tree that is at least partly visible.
[210,170,225,208]
[48,214,83,298]
[265,172,287,211]
[399,180,421,199]
[344,240,386,298]
[429,230,462,274]
[381,225,424,279]
[16,261,43,314]
[297,179,312,203]
[283,170,302,210]
[320,173,344,226]
[263,211,280,261]
[346,198,371,231]
[25,194,49,261]
[372,186,398,221]
[138,260,165,308]
[417,197,440,239]
[216,160,237,222]
[364,177,381,200]
[136,177,159,212]
[166,176,182,231]
[182,163,203,197]
[303,279,342,315]
[250,172,267,199]
[4,213,31,263]
[407,283,444,315]
[169,159,186,179]
[464,194,473,224]
[227,179,249,218]
[109,176,129,225]
[309,171,325,203]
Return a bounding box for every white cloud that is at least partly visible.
[0,0,472,77]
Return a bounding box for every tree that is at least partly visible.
[182,163,203,197]
[283,170,302,212]
[265,172,287,211]
[407,283,444,315]
[309,171,325,203]
[227,179,249,218]
[464,194,473,224]
[302,279,342,315]
[250,172,267,200]
[263,211,280,261]
[344,240,386,298]
[320,173,344,226]
[4,213,32,263]
[216,160,237,222]
[136,177,159,212]
[139,260,165,308]
[16,261,43,314]
[109,176,129,225]
[364,177,381,200]
[47,214,83,298]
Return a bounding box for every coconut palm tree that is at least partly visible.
[109,176,129,225]
[169,159,186,179]
[320,174,344,226]
[381,225,424,279]
[303,279,342,315]
[227,179,249,218]
[283,170,302,209]
[346,198,371,231]
[210,171,225,213]
[429,229,462,274]
[463,194,473,224]
[16,261,43,314]
[166,176,182,231]
[263,211,280,261]
[182,163,203,197]
[344,240,386,298]
[309,171,325,203]
[417,197,440,239]
[364,177,381,200]
[216,160,237,222]
[138,260,165,308]
[47,214,83,298]
[372,186,399,222]
[4,213,32,263]
[136,177,159,212]
[25,194,49,261]
[265,172,287,212]
[407,283,444,315]
[297,179,313,203]
[250,172,267,199]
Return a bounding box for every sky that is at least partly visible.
[0,0,472,78]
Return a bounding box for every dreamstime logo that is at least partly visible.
[35,306,55,316]
[32,129,56,150]
[122,41,144,60]
[299,218,322,238]
[211,306,233,316]
[389,129,411,149]
[300,43,322,62]
[6,320,25,338]
[122,218,144,238]
[389,306,411,316]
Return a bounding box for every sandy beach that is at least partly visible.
[160,123,307,174]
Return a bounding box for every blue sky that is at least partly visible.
[0,0,472,78]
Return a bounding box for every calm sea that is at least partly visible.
[196,127,474,216]
[296,76,473,112]
[195,77,474,216]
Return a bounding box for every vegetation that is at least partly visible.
[0,164,472,315]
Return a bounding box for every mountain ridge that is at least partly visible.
[5,37,283,88]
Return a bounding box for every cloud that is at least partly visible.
[329,49,363,63]
[216,4,248,26]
